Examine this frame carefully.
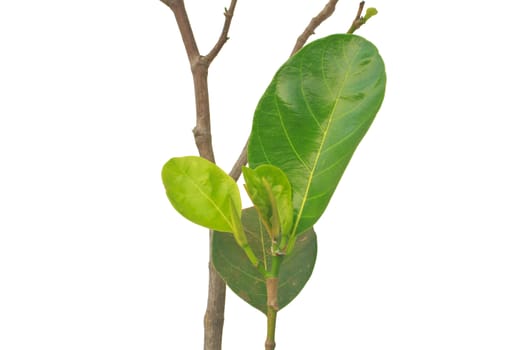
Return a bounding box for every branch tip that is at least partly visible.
[347,1,378,34]
[291,0,339,56]
[206,0,238,62]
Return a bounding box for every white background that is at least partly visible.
[1,0,524,349]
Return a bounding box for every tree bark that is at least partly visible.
[203,231,226,350]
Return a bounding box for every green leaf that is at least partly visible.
[242,165,293,241]
[212,207,317,313]
[248,34,386,235]
[162,156,241,233]
[364,7,378,22]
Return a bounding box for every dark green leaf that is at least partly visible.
[162,156,241,233]
[212,207,317,313]
[248,34,386,235]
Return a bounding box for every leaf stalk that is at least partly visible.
[265,277,279,350]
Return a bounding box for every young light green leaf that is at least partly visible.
[364,7,378,22]
[248,34,386,236]
[162,156,241,233]
[242,165,294,242]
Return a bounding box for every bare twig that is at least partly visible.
[161,1,239,349]
[207,1,238,63]
[161,0,199,64]
[228,140,247,180]
[347,1,365,34]
[203,231,226,350]
[291,0,339,56]
[229,0,341,180]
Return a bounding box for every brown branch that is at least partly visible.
[161,0,213,160]
[290,0,339,56]
[191,66,216,162]
[203,231,226,350]
[207,0,238,63]
[161,0,200,63]
[229,0,340,179]
[161,1,239,349]
[347,1,365,34]
[162,0,240,163]
[228,140,247,180]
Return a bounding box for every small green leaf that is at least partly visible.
[162,156,241,232]
[364,7,378,22]
[242,165,293,241]
[213,207,317,313]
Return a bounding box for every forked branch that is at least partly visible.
[160,1,239,349]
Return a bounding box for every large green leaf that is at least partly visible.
[212,207,317,313]
[162,156,241,233]
[248,34,386,235]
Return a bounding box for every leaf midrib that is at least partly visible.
[290,38,359,235]
[182,167,234,231]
